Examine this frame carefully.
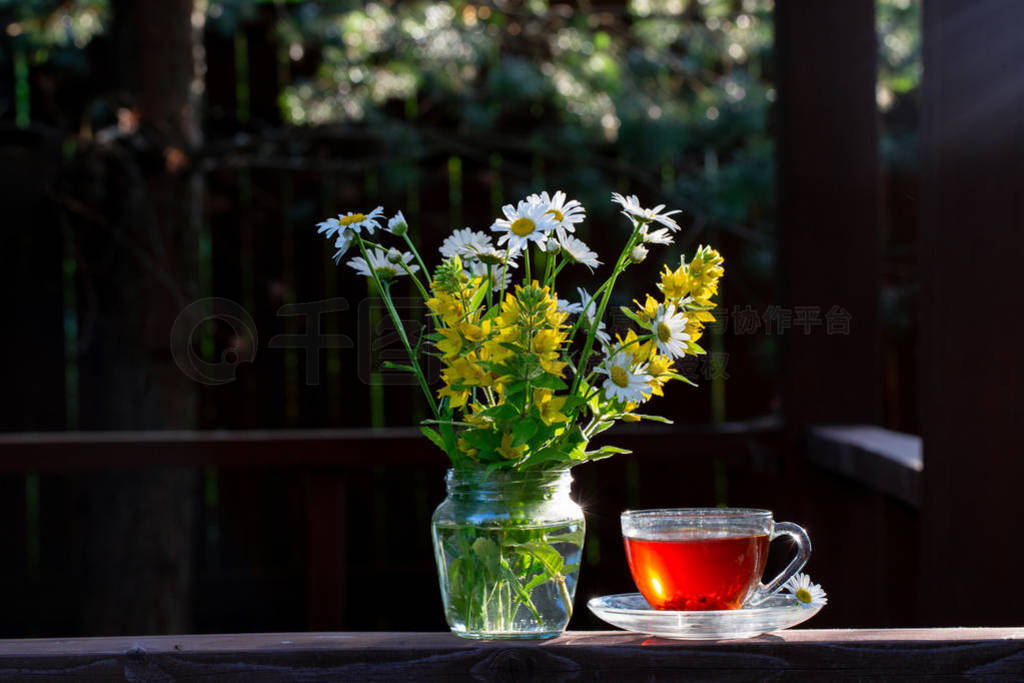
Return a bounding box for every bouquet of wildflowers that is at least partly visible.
[317,191,723,637]
[316,191,724,471]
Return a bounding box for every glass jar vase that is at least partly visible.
[431,467,586,640]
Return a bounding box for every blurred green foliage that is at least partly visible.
[3,0,922,225]
[267,1,776,235]
[2,0,921,306]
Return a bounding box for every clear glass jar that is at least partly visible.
[431,467,585,640]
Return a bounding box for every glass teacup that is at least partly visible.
[621,508,811,611]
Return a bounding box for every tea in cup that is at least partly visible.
[621,508,811,611]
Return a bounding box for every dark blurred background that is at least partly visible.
[2,0,1021,638]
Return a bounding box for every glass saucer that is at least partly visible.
[587,593,823,640]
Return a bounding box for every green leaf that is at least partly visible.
[481,403,518,420]
[686,340,707,355]
[585,445,633,461]
[462,428,499,452]
[666,372,698,387]
[513,541,564,576]
[498,558,542,623]
[420,426,447,452]
[514,447,564,468]
[512,419,540,446]
[531,374,568,390]
[472,537,501,576]
[629,413,675,423]
[381,361,416,372]
[469,279,489,310]
[545,531,585,546]
[618,306,649,327]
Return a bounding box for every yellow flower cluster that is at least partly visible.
[612,245,725,418]
[653,244,724,343]
[428,278,574,462]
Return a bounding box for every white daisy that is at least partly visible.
[386,210,408,235]
[651,302,691,359]
[491,199,557,251]
[318,206,385,238]
[558,298,583,315]
[332,232,354,264]
[439,228,493,259]
[576,287,611,346]
[316,216,343,240]
[641,225,675,245]
[347,248,419,280]
[784,573,828,609]
[611,192,682,231]
[596,351,652,404]
[558,233,601,271]
[527,190,586,239]
[318,206,385,262]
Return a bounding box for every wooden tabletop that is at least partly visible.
[1,629,1022,680]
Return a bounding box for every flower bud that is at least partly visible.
[630,245,649,264]
[387,211,408,236]
[387,247,404,264]
[544,238,561,253]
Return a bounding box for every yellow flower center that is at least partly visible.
[510,217,536,237]
[657,321,673,343]
[795,588,812,604]
[610,365,630,388]
[545,208,565,222]
[339,213,366,226]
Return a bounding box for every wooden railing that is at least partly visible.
[0,419,937,637]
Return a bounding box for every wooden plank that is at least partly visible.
[0,630,1021,680]
[774,0,883,445]
[919,0,1024,626]
[0,421,780,473]
[304,473,347,630]
[807,425,921,507]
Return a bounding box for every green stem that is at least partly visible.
[550,258,568,284]
[356,238,439,418]
[499,249,511,300]
[402,232,430,278]
[486,265,494,311]
[569,226,643,397]
[398,260,430,300]
[557,575,573,620]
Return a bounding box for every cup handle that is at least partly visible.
[748,521,812,606]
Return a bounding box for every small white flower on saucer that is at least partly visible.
[491,199,557,251]
[596,350,652,404]
[611,192,682,231]
[651,302,690,359]
[558,233,601,271]
[784,573,827,609]
[348,248,418,280]
[527,190,586,239]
